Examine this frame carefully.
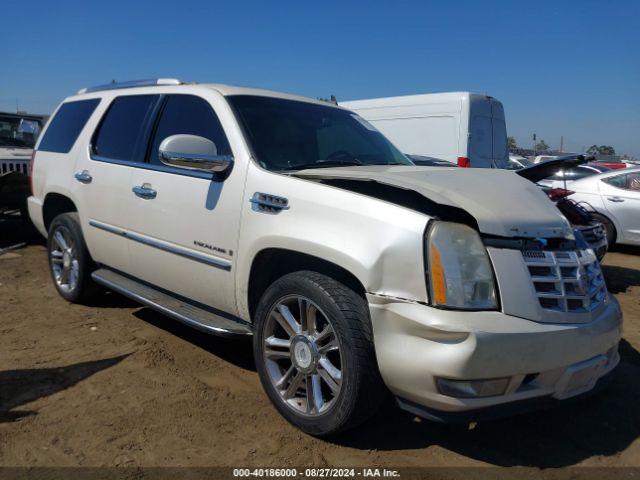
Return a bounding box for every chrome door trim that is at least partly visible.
[89,220,232,271]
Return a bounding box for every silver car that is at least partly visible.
[566,167,640,247]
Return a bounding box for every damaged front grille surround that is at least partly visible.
[522,249,607,313]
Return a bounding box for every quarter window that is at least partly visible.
[92,95,159,162]
[38,99,100,153]
[148,95,231,165]
[603,172,640,191]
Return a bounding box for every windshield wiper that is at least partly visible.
[280,160,364,171]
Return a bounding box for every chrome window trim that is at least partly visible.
[89,220,231,271]
[89,154,215,180]
[159,150,234,172]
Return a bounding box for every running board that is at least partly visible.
[91,268,252,337]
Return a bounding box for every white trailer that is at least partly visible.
[342,92,508,169]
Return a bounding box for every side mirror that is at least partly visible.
[159,134,233,174]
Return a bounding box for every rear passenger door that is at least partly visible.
[127,93,245,314]
[600,172,640,244]
[75,94,161,274]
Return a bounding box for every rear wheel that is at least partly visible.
[591,213,616,247]
[253,271,385,436]
[47,212,98,303]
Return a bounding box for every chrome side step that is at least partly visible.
[91,268,252,337]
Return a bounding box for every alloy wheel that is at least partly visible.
[263,295,343,417]
[49,225,79,294]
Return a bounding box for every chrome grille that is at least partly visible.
[0,160,29,175]
[522,249,607,313]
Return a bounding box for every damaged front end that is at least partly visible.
[295,165,611,324]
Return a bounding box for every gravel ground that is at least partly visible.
[1,216,639,474]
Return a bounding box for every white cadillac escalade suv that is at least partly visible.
[28,79,622,436]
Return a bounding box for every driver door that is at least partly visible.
[126,93,246,314]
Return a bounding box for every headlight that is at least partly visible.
[426,221,497,310]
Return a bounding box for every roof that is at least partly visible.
[202,84,339,107]
[73,79,339,108]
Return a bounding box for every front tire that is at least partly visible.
[253,271,385,436]
[47,212,97,303]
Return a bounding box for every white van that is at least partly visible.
[341,92,508,168]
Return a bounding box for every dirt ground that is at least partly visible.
[1,214,639,473]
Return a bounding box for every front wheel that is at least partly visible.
[253,271,385,436]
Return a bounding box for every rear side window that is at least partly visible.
[148,95,231,165]
[603,172,640,191]
[38,99,100,153]
[93,95,159,162]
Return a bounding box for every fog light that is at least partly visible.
[436,377,510,398]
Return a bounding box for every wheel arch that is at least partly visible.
[246,248,367,321]
[43,192,78,233]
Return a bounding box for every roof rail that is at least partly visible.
[77,78,183,95]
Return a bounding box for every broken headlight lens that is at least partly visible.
[427,221,497,310]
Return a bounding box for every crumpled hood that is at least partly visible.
[296,165,572,238]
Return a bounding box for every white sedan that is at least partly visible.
[567,167,640,246]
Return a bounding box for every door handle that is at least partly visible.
[74,170,92,184]
[132,184,157,199]
[607,197,624,203]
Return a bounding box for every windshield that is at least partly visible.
[228,95,412,171]
[0,115,41,148]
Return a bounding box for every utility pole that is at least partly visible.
[533,133,537,156]
[560,136,564,153]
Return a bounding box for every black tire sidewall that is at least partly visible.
[47,212,94,303]
[591,213,616,246]
[253,272,373,436]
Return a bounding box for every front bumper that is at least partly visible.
[368,294,622,416]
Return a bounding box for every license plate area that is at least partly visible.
[553,355,607,400]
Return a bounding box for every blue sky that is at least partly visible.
[2,0,639,156]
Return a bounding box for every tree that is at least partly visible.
[586,145,616,156]
[507,136,517,150]
[535,140,550,152]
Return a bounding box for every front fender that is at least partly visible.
[235,164,430,320]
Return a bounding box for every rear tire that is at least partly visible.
[47,212,98,303]
[591,213,616,247]
[253,271,386,436]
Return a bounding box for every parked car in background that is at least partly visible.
[593,161,627,170]
[341,92,508,168]
[564,167,640,247]
[516,157,609,260]
[532,155,560,164]
[538,163,611,189]
[507,154,534,170]
[0,111,47,213]
[29,79,621,435]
